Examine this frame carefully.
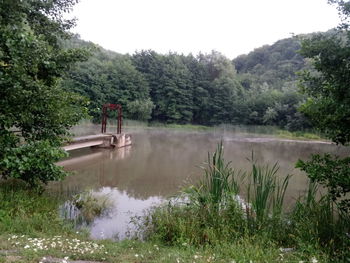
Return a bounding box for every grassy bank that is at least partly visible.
[275,129,324,141]
[0,180,296,263]
[129,121,326,141]
[0,181,336,263]
[74,119,325,142]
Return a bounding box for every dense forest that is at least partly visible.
[61,34,314,130]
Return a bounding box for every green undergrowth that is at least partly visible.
[0,180,74,237]
[0,179,332,263]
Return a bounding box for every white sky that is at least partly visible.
[68,0,341,59]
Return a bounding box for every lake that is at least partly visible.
[49,126,349,240]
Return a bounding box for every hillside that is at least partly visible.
[234,37,305,90]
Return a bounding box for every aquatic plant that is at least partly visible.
[61,190,112,225]
[246,158,291,230]
[184,141,244,211]
[138,143,296,248]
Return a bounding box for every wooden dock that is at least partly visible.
[62,133,131,152]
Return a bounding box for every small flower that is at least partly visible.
[311,257,318,263]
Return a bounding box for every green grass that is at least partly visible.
[0,178,329,263]
[148,122,212,131]
[73,119,326,143]
[0,180,75,237]
[0,234,327,263]
[276,129,324,140]
[0,179,322,263]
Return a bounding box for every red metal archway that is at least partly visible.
[101,103,122,134]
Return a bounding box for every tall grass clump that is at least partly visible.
[139,142,293,246]
[246,156,291,236]
[139,142,246,245]
[60,189,112,226]
[188,141,243,208]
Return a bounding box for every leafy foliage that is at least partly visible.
[61,40,151,121]
[299,32,350,145]
[0,0,88,187]
[0,141,68,189]
[234,38,305,89]
[127,99,154,121]
[296,154,350,212]
[297,0,350,216]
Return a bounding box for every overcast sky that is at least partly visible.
[68,0,341,59]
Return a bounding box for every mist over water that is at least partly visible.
[51,125,349,240]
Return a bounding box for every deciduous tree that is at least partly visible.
[298,0,350,211]
[0,0,88,188]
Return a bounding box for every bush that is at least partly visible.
[0,141,68,190]
[296,153,350,212]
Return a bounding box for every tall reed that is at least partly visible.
[188,141,244,209]
[246,157,291,230]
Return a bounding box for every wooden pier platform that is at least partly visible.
[62,133,131,152]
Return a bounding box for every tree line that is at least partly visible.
[61,35,312,130]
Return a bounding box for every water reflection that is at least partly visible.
[89,187,162,240]
[50,129,349,239]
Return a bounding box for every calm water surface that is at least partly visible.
[49,127,349,240]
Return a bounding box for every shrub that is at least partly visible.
[0,141,68,190]
[296,153,350,212]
